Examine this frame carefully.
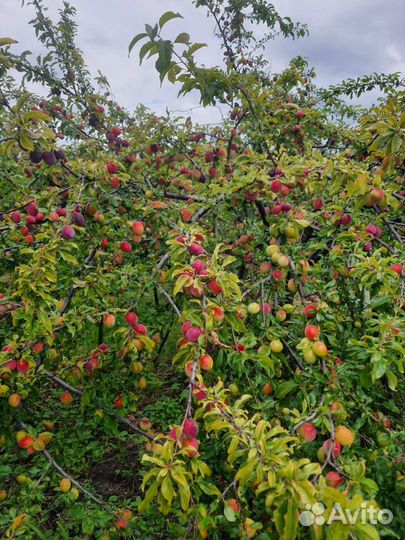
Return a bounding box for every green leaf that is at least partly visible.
[174,33,190,45]
[370,295,391,309]
[19,133,34,151]
[171,470,188,488]
[161,475,175,504]
[224,503,236,522]
[199,481,220,496]
[13,91,31,113]
[326,521,350,540]
[0,54,12,68]
[60,251,78,265]
[80,392,91,409]
[82,517,94,536]
[1,138,15,154]
[371,352,387,381]
[145,24,158,39]
[386,370,398,391]
[390,134,403,154]
[352,522,380,540]
[360,478,379,492]
[301,463,321,478]
[139,480,159,512]
[178,483,190,511]
[167,63,181,84]
[0,465,13,477]
[187,43,207,55]
[142,455,165,467]
[38,309,53,334]
[147,44,159,59]
[274,499,298,540]
[27,523,47,540]
[282,499,298,540]
[276,381,298,399]
[137,334,156,353]
[197,460,211,477]
[155,40,173,83]
[294,219,311,228]
[128,33,147,55]
[139,41,155,64]
[23,110,51,122]
[347,175,367,197]
[360,367,372,387]
[173,275,192,296]
[235,459,257,483]
[159,11,183,29]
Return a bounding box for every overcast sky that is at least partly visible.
[2,0,404,124]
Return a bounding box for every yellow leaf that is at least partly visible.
[161,475,175,503]
[0,37,18,46]
[12,513,26,531]
[347,175,367,197]
[19,133,34,151]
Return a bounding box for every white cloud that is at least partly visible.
[2,0,404,122]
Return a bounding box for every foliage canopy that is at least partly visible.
[0,1,405,539]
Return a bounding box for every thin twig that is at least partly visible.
[289,259,305,302]
[374,236,397,254]
[292,398,325,432]
[242,275,273,299]
[43,371,153,440]
[159,286,181,316]
[261,282,266,324]
[19,421,113,511]
[280,338,305,371]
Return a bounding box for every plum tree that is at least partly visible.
[0,0,404,538]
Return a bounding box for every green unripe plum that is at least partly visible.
[247,302,261,315]
[70,487,80,501]
[265,244,279,256]
[303,349,317,364]
[16,475,29,485]
[396,478,405,493]
[284,225,299,240]
[278,255,290,267]
[0,385,9,397]
[270,339,283,353]
[317,447,326,463]
[282,303,294,314]
[377,432,390,447]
